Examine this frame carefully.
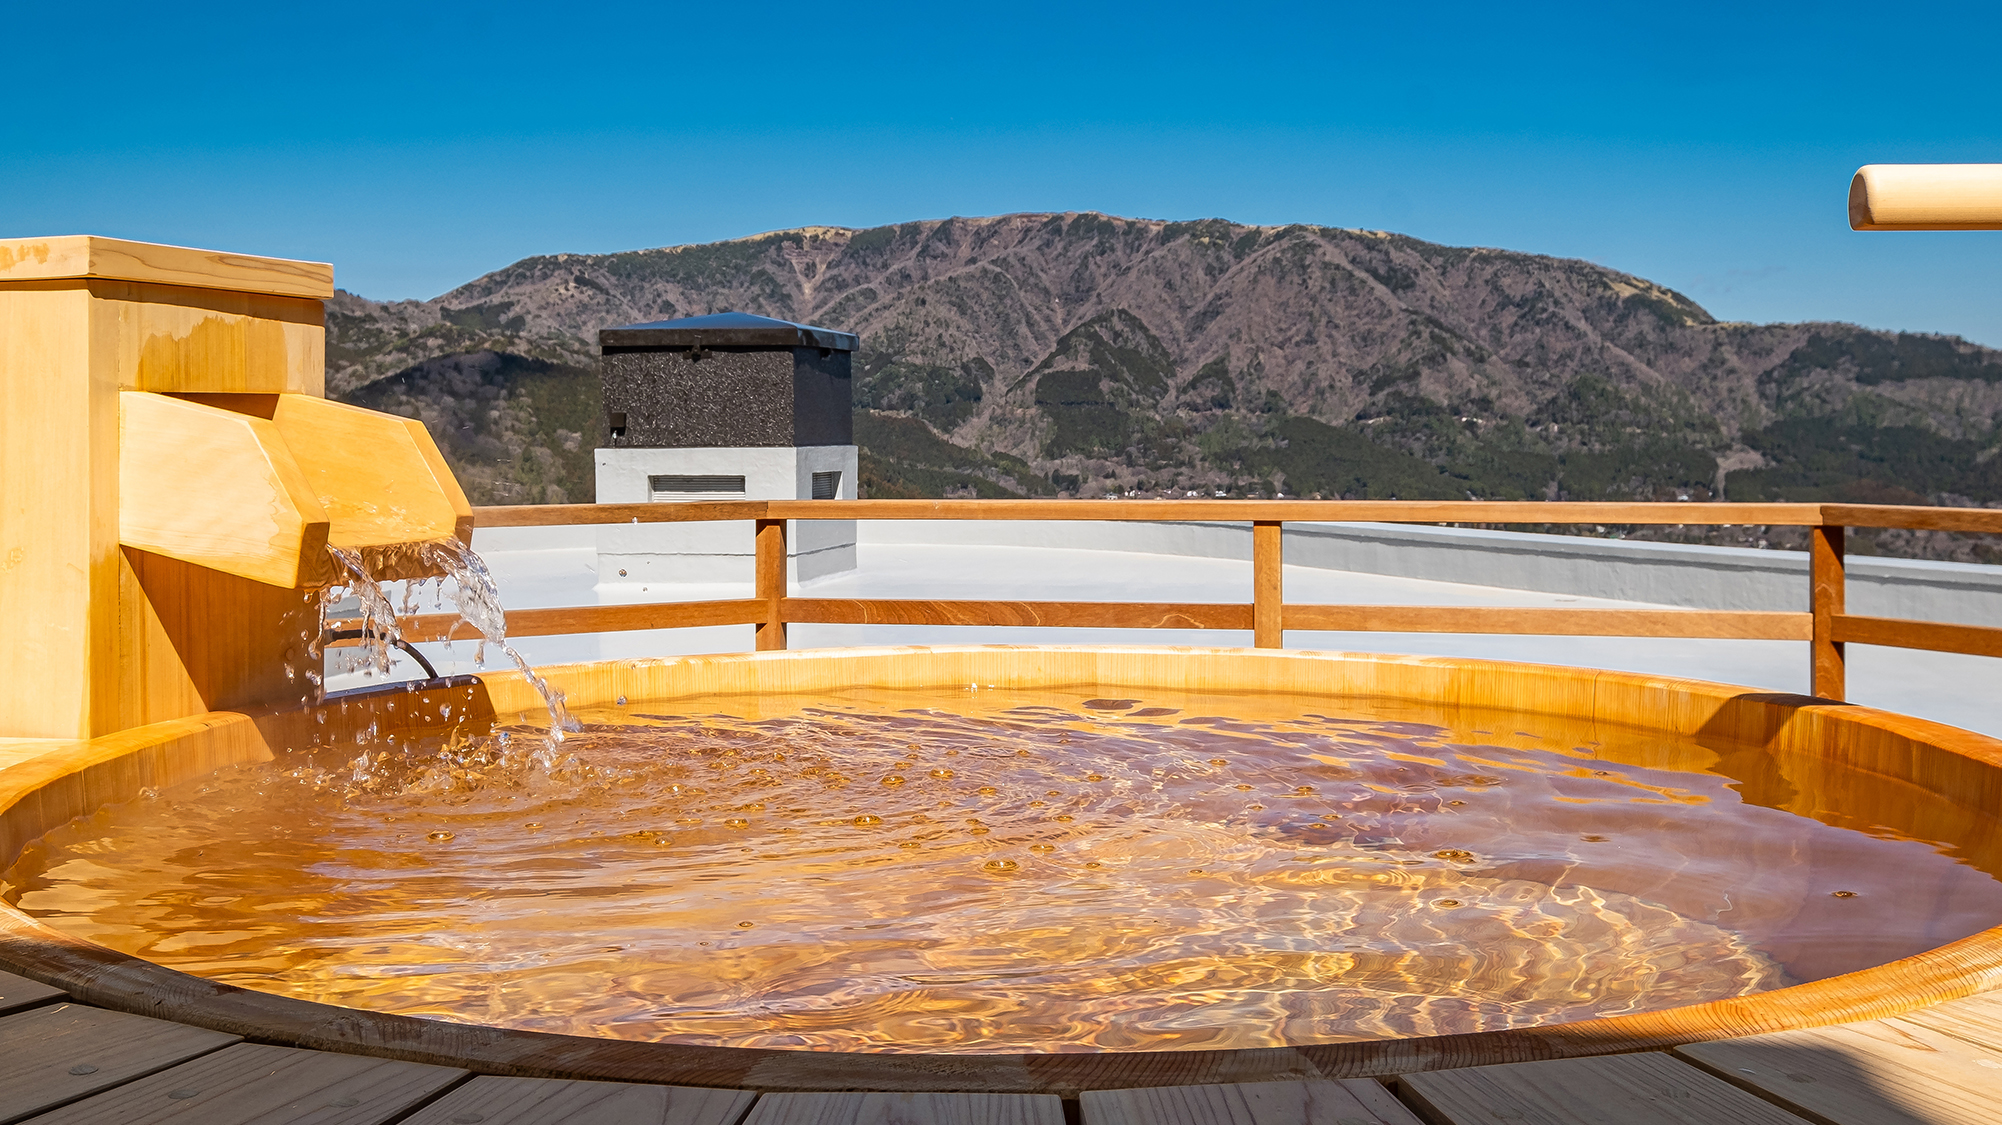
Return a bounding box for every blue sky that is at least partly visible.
[6,1,1999,344]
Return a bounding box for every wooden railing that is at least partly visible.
[393,500,2002,702]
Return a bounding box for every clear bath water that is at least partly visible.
[7,687,2000,1053]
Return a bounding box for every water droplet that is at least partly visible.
[928,768,954,780]
[1054,815,1074,822]
[1234,784,1253,791]
[908,743,922,751]
[1015,749,1030,756]
[1832,889,1859,898]
[67,1064,98,1075]
[1085,861,1103,868]
[427,831,455,842]
[881,776,906,787]
[898,841,921,849]
[1189,868,1205,875]
[983,859,1019,872]
[1293,785,1315,794]
[618,569,627,576]
[736,921,754,928]
[1436,899,1463,908]
[1581,834,1608,842]
[525,822,542,830]
[967,826,990,835]
[1209,758,1228,766]
[853,815,882,827]
[977,786,998,795]
[1433,849,1474,862]
[615,696,627,705]
[1029,844,1057,853]
[724,818,750,829]
[1447,799,1465,806]
[1086,773,1106,782]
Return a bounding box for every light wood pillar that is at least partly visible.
[1253,520,1283,648]
[0,237,334,738]
[1810,525,1846,700]
[755,518,788,651]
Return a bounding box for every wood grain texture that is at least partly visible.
[1284,606,1811,640]
[0,236,334,299]
[0,1003,238,1125]
[1399,1052,1808,1125]
[1819,503,2002,534]
[1081,1078,1420,1125]
[0,968,64,1016]
[1894,990,2002,1050]
[361,600,769,643]
[1849,164,2002,231]
[779,599,1254,630]
[400,1075,756,1125]
[472,497,2002,534]
[1812,526,1846,700]
[1831,614,2002,659]
[11,649,2002,1096]
[756,519,787,651]
[96,280,323,396]
[1253,521,1283,648]
[26,1041,466,1125]
[270,395,472,580]
[117,393,330,588]
[742,1092,1063,1125]
[759,500,1829,526]
[475,501,769,527]
[1677,1017,2002,1125]
[0,284,100,738]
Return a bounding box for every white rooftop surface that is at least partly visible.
[343,533,2002,741]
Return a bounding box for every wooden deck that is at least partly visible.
[5,968,1998,1125]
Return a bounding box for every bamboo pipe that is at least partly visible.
[1849,164,2002,230]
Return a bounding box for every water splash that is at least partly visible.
[418,537,580,750]
[310,545,403,677]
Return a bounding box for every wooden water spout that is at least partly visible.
[0,236,470,740]
[1849,163,2002,230]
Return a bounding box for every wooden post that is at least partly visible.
[1811,524,1845,700]
[1253,520,1283,649]
[755,518,788,651]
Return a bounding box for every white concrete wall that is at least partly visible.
[860,518,2002,626]
[594,445,858,583]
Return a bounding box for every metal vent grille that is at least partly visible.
[811,470,842,500]
[649,474,746,498]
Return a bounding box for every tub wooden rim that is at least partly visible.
[4,644,2001,1096]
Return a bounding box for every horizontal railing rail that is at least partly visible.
[339,499,2002,702]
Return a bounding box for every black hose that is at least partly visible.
[321,629,440,679]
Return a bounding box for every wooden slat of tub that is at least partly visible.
[742,1091,1064,1125]
[24,1041,467,1125]
[1894,990,2002,1049]
[1397,1052,1809,1125]
[0,969,64,1016]
[1676,1017,2002,1125]
[399,1074,757,1125]
[0,1003,238,1125]
[1081,1078,1424,1125]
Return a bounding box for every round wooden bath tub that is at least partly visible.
[3,645,2001,1095]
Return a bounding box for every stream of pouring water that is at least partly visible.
[312,540,579,751]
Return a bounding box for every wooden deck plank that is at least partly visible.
[23,1041,467,1125]
[0,1003,238,1125]
[1398,1052,1808,1125]
[0,970,64,1016]
[397,1074,756,1125]
[1893,991,2002,1050]
[1677,1017,2002,1125]
[741,1091,1063,1125]
[1081,1078,1423,1125]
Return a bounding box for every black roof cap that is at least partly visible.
[598,311,858,351]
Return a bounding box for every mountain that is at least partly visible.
[326,213,2002,559]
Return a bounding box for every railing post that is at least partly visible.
[1253,520,1283,649]
[1811,524,1845,699]
[755,518,787,651]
